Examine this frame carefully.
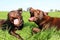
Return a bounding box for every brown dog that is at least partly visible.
[29,8,49,33]
[29,8,60,33]
[7,9,24,40]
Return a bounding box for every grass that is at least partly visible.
[48,12,60,17]
[0,11,8,19]
[0,11,60,40]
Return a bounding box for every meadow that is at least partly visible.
[0,11,60,40]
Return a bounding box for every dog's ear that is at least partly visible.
[43,12,48,16]
[29,7,34,13]
[39,11,44,20]
[18,8,22,14]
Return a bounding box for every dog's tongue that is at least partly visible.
[29,17,34,21]
[14,19,19,25]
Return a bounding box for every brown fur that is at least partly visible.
[0,19,6,28]
[40,16,60,29]
[0,19,6,25]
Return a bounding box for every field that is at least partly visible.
[0,11,60,40]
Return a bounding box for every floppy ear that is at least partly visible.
[39,11,44,20]
[29,7,34,13]
[43,12,48,16]
[18,8,22,14]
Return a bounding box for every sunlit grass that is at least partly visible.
[0,11,60,40]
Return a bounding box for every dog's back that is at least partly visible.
[42,16,60,29]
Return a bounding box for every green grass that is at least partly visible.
[48,12,60,17]
[0,11,60,40]
[0,11,8,19]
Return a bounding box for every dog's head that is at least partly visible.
[8,9,23,27]
[29,8,48,22]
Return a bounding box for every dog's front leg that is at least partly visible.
[9,29,23,40]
